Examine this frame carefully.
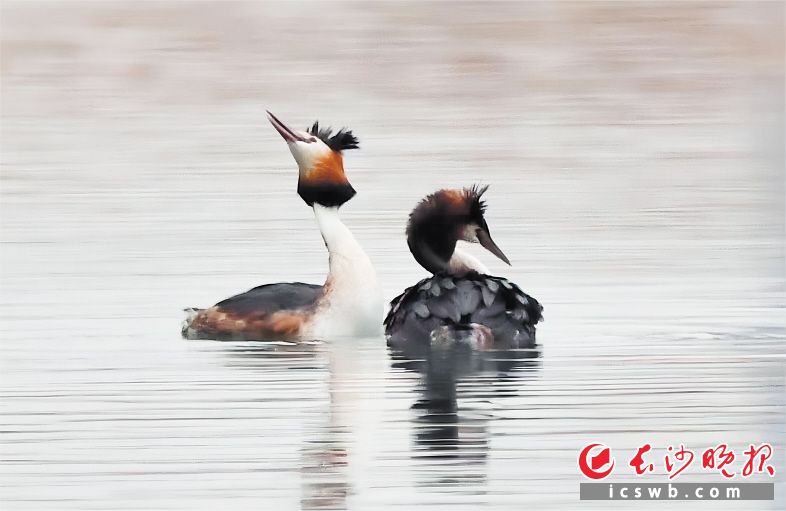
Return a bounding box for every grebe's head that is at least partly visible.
[406,185,510,275]
[266,111,359,207]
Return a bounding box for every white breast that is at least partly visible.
[448,246,490,274]
[306,204,383,339]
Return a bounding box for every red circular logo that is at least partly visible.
[578,443,615,480]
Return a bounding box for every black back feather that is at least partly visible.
[307,121,359,152]
[214,282,322,316]
[384,271,543,353]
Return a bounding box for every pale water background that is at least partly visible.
[1,1,784,510]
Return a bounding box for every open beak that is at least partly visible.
[266,111,310,144]
[477,228,511,266]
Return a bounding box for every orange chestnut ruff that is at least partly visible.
[303,151,350,185]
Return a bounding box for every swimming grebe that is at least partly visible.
[384,186,542,352]
[182,112,382,341]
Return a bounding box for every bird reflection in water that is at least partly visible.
[211,341,352,510]
[300,429,350,510]
[210,333,539,503]
[391,329,540,492]
[299,343,362,510]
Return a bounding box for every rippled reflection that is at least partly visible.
[392,340,540,493]
[301,382,351,510]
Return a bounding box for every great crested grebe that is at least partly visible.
[182,112,382,341]
[384,186,542,352]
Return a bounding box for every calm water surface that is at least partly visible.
[1,2,784,509]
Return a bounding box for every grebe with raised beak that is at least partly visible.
[182,112,382,341]
[384,186,542,352]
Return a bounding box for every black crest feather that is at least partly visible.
[465,184,489,218]
[307,121,359,152]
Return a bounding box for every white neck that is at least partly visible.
[310,204,382,337]
[313,204,368,269]
[447,246,489,274]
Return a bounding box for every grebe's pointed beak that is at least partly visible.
[477,228,511,266]
[266,111,310,144]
